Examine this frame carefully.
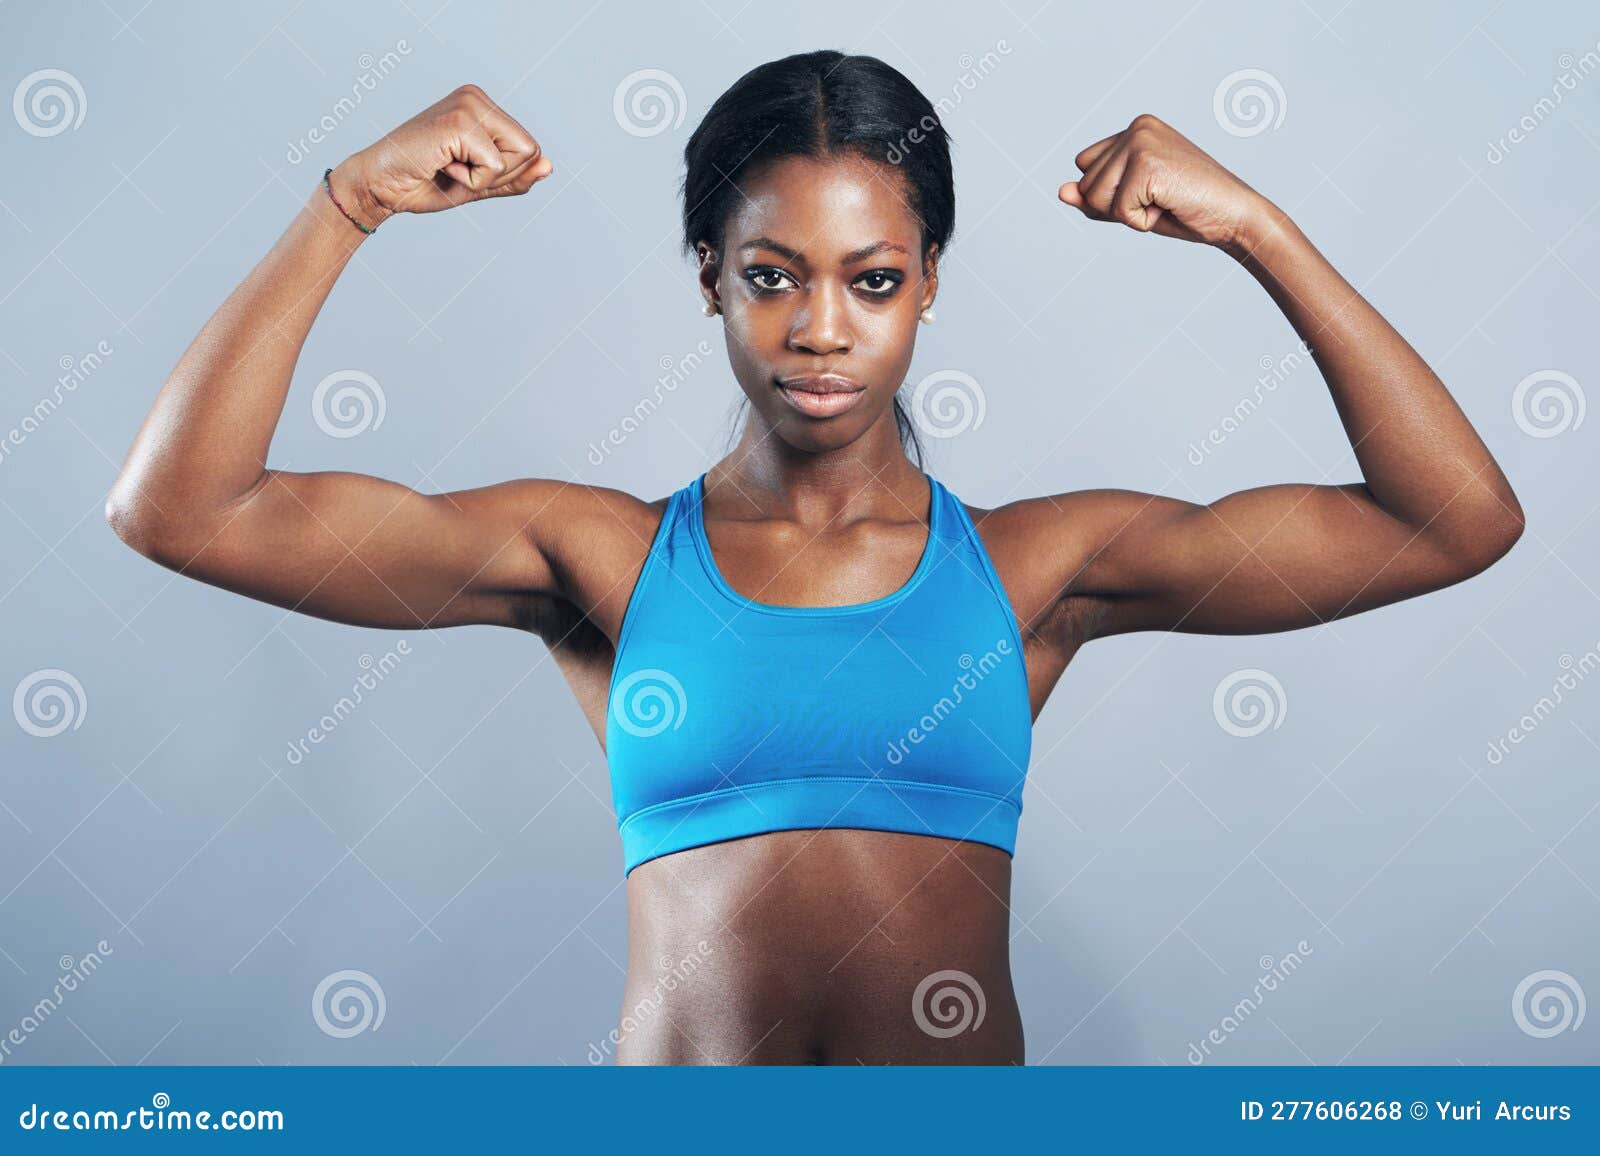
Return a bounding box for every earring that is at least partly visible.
[703,300,718,316]
[919,306,936,324]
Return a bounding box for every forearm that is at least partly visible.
[106,166,372,536]
[1228,201,1524,552]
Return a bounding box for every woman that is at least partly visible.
[105,51,1524,1065]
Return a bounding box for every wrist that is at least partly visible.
[1222,195,1293,264]
[327,157,393,231]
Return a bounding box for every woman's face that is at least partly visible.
[698,152,938,453]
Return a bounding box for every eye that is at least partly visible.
[743,266,796,294]
[854,269,904,297]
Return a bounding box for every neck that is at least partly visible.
[708,412,926,523]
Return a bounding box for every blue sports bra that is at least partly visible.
[604,470,1033,875]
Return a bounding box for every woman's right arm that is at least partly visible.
[104,85,566,631]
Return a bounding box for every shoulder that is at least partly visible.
[479,478,674,612]
[490,477,670,535]
[965,487,1193,558]
[957,487,1193,646]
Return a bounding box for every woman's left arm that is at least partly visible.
[1023,113,1524,640]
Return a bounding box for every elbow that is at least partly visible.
[1485,488,1527,562]
[104,475,186,565]
[1449,497,1526,577]
[104,484,157,558]
[106,465,263,566]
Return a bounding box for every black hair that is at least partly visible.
[680,49,956,468]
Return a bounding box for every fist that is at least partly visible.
[1058,113,1265,250]
[334,85,551,223]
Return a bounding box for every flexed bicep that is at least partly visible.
[1006,484,1521,642]
[116,471,572,631]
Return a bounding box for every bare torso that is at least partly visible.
[522,483,1086,1065]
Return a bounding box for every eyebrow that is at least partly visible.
[739,236,911,263]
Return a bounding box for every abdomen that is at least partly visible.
[612,829,1024,1065]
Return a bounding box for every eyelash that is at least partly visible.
[742,267,904,298]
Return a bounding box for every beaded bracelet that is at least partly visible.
[321,168,378,235]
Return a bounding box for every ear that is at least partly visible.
[920,242,940,312]
[695,241,721,311]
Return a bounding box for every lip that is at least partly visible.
[775,373,868,418]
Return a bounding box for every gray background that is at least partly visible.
[2,0,1596,1065]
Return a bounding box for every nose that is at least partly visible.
[787,281,853,356]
